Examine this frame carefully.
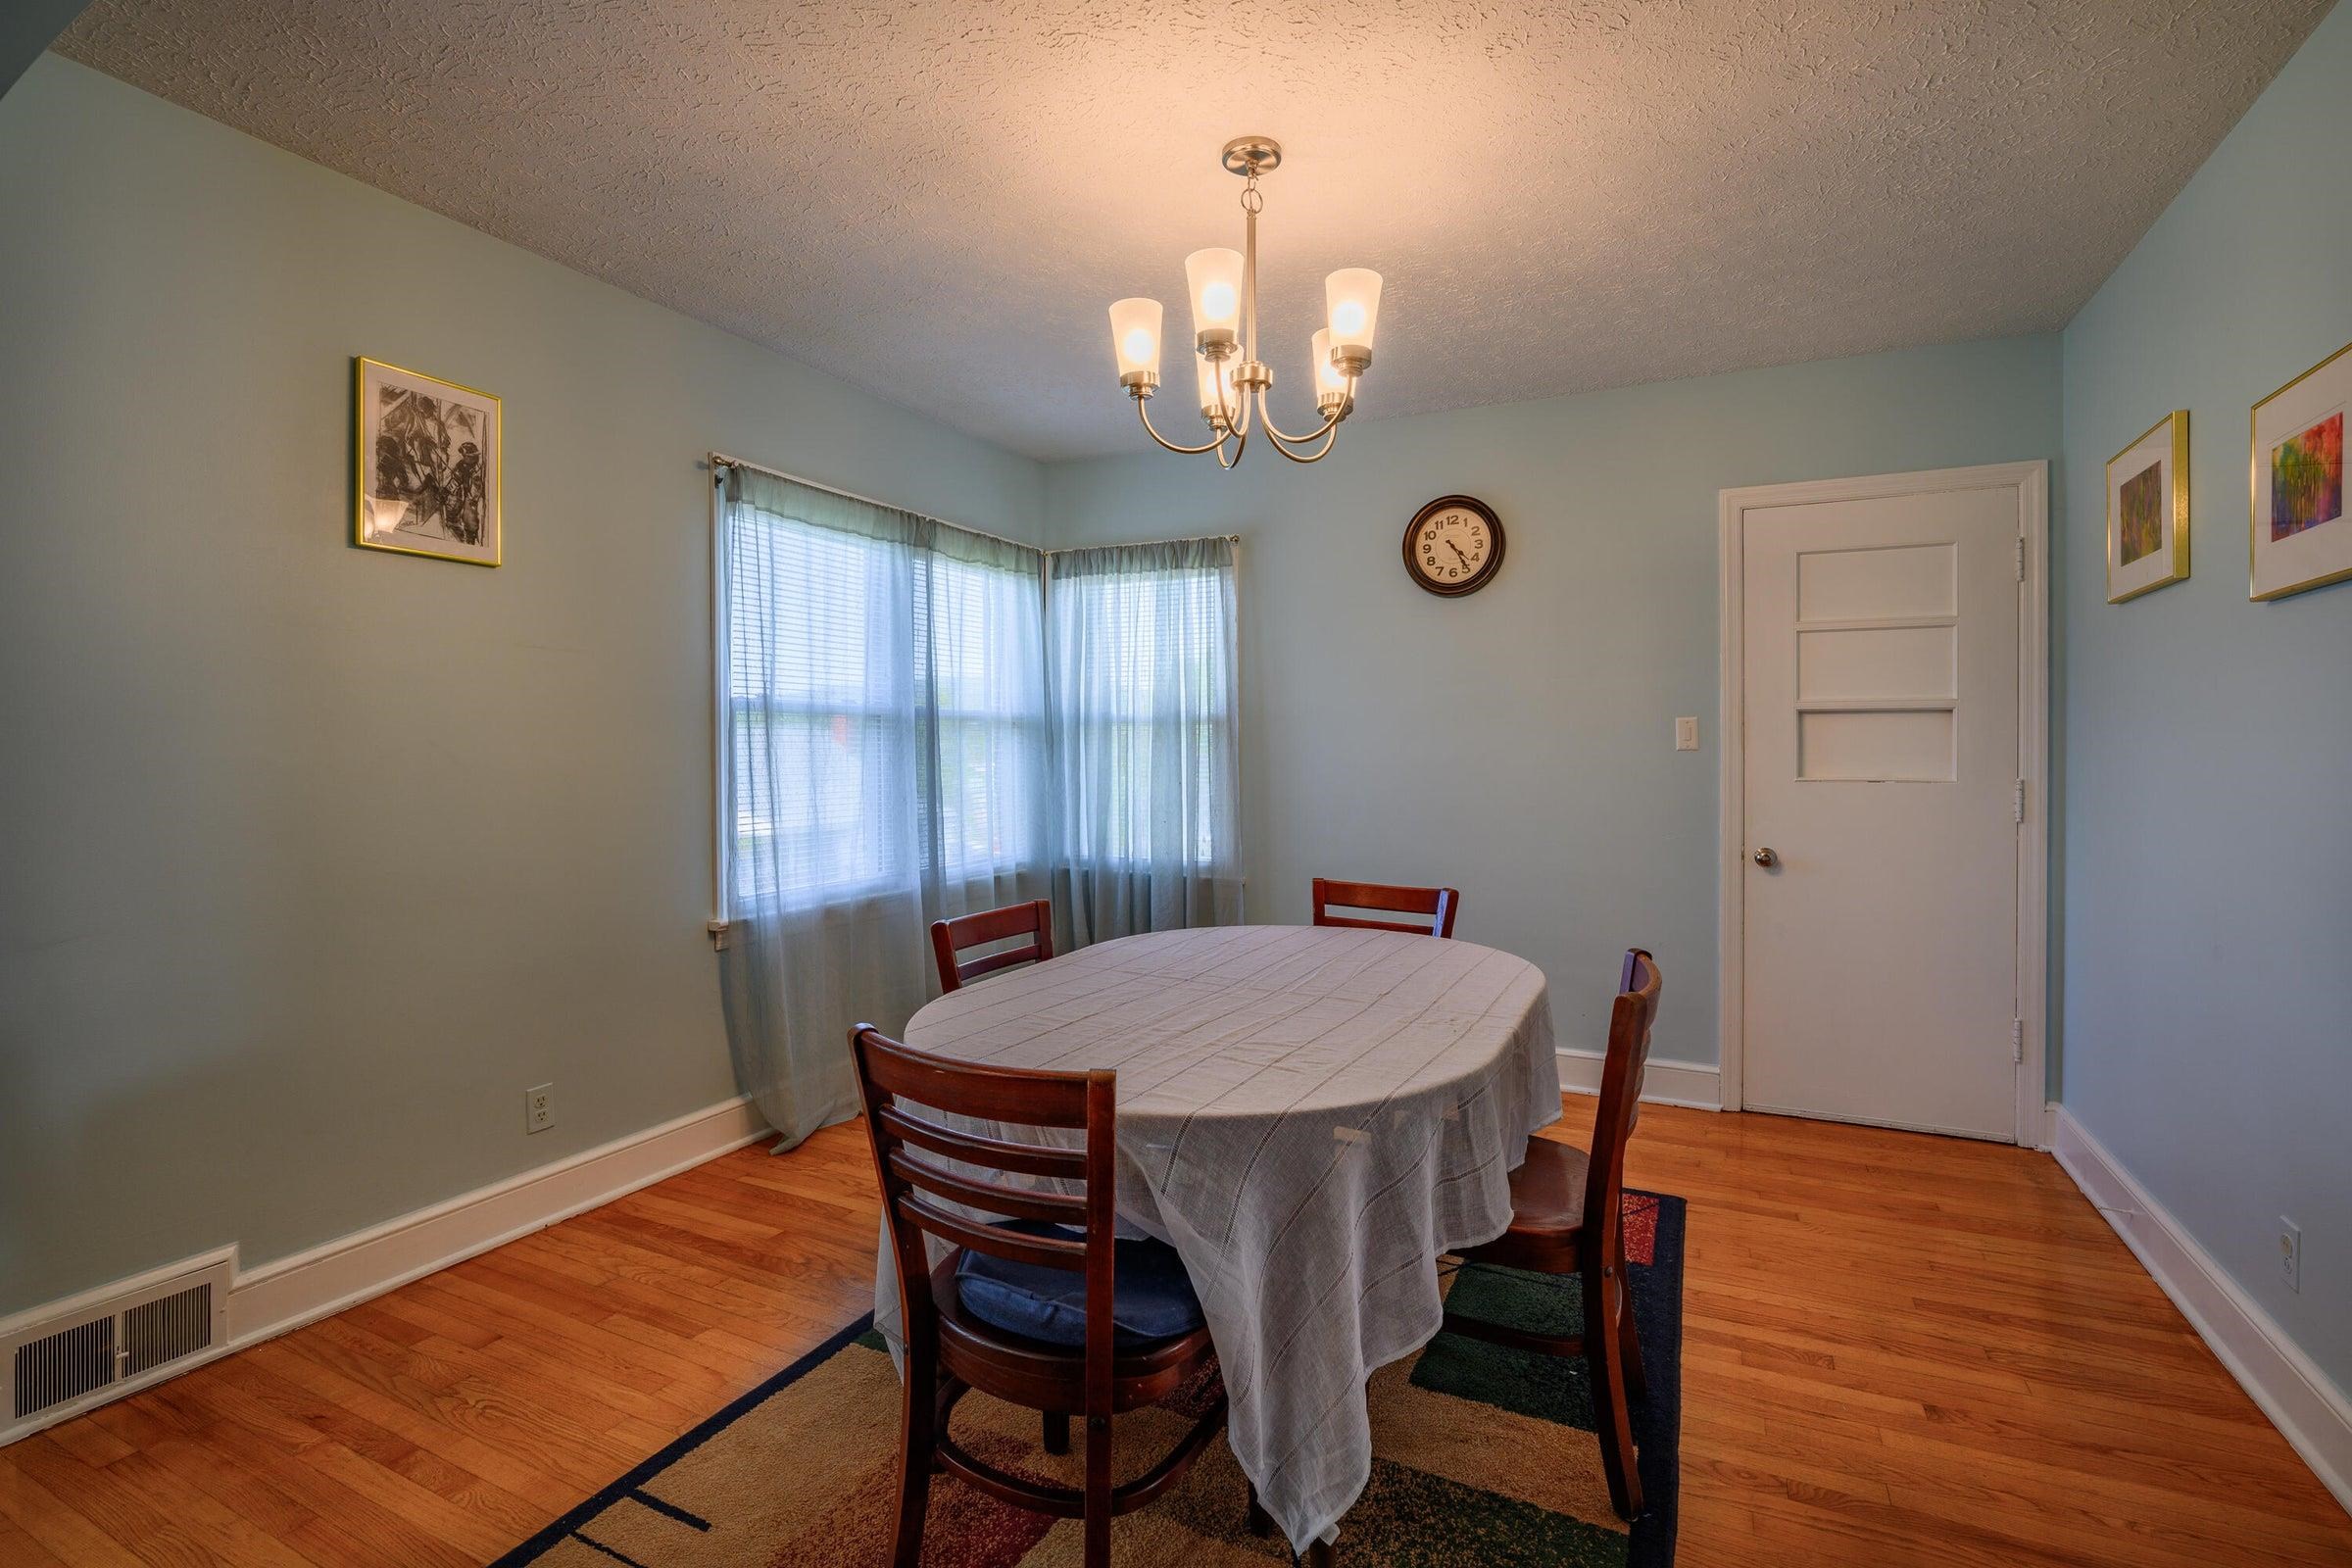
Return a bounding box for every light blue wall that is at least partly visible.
[1047,337,2062,1066]
[0,58,1043,1314]
[2059,4,2352,1393]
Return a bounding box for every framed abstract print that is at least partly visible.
[354,357,503,566]
[2105,411,2188,604]
[2249,340,2351,602]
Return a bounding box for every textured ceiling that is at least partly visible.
[58,1,2333,461]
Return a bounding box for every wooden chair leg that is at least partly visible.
[1082,1412,1112,1567]
[1043,1409,1070,1454]
[1617,1278,1648,1401]
[890,1348,937,1567]
[1304,1540,1339,1566]
[1585,1261,1643,1521]
[1247,1480,1274,1537]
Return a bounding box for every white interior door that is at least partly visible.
[1738,474,2025,1142]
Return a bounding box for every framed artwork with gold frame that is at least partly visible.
[2249,339,2351,602]
[353,357,503,566]
[2105,411,2189,604]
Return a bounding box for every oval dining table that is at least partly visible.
[869,922,1561,1552]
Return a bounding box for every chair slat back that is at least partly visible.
[852,1025,1121,1411]
[877,1103,1085,1181]
[1583,951,1662,1259]
[932,900,1055,992]
[1310,878,1461,938]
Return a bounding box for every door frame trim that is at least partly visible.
[1716,461,2050,1147]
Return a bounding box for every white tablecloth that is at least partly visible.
[870,923,1559,1548]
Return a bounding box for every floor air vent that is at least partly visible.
[122,1281,215,1379]
[2,1255,230,1443]
[13,1316,117,1419]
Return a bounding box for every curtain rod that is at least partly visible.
[706,452,1239,555]
[1050,532,1242,550]
[707,451,1040,555]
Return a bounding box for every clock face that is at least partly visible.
[1403,496,1504,596]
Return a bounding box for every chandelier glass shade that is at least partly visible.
[1106,137,1381,467]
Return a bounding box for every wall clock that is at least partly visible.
[1402,495,1504,596]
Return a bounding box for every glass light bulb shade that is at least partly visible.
[1325,268,1384,358]
[1186,248,1246,343]
[1108,297,1163,380]
[1195,352,1239,418]
[1310,328,1348,397]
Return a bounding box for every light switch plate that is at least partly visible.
[1675,716,1699,752]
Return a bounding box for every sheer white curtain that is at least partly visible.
[716,466,1047,1147]
[1046,538,1244,948]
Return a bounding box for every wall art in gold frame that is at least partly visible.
[353,357,502,566]
[2249,339,2351,602]
[2105,411,2188,604]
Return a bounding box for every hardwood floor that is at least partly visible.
[4,1100,2346,1566]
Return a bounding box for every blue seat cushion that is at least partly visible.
[954,1221,1205,1349]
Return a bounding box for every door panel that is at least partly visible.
[1741,484,2020,1141]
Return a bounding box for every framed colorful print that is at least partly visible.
[2249,340,2351,601]
[354,357,502,566]
[2105,411,2189,604]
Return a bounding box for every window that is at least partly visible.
[913,550,1048,887]
[723,504,1044,912]
[713,463,1238,958]
[726,512,897,904]
[1051,564,1232,865]
[1047,538,1243,946]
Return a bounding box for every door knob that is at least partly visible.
[1752,847,1778,867]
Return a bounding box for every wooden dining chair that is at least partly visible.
[851,1024,1230,1568]
[1443,949,1661,1520]
[930,899,1054,993]
[1310,877,1460,938]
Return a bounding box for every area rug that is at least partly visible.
[495,1192,1683,1567]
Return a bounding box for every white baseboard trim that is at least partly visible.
[229,1095,769,1344]
[2,1094,767,1448]
[1557,1048,1721,1110]
[2052,1104,2352,1515]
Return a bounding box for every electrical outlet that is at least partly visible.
[1675,716,1699,752]
[526,1083,555,1135]
[2280,1218,2301,1293]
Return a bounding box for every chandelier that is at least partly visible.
[1106,136,1383,467]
